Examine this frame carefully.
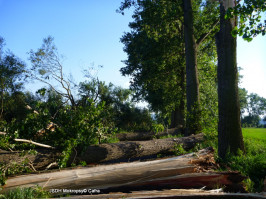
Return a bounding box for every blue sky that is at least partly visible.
[0,0,265,99]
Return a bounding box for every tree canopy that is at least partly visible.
[119,0,219,131]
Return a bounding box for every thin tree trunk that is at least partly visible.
[171,59,186,130]
[0,84,4,120]
[170,105,184,130]
[216,2,244,158]
[183,0,201,135]
[170,95,185,128]
[179,64,186,128]
[170,110,177,129]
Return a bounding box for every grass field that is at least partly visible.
[242,128,266,151]
[242,128,266,141]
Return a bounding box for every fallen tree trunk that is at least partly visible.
[116,128,183,141]
[0,149,61,171]
[79,133,204,163]
[2,148,245,194]
[0,133,204,170]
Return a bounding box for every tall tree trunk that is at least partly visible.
[183,0,201,135]
[216,1,244,158]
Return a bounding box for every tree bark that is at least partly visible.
[183,0,201,135]
[216,2,244,158]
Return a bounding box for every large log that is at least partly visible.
[0,149,60,171]
[1,148,245,194]
[0,133,204,171]
[79,133,204,163]
[116,127,183,141]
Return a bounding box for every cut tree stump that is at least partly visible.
[1,148,246,194]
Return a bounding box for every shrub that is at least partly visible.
[152,123,164,133]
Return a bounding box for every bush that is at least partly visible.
[152,123,164,133]
[48,101,116,167]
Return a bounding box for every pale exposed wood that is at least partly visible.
[14,139,55,149]
[2,148,244,194]
[2,148,212,192]
[25,105,39,114]
[45,162,58,170]
[0,131,6,135]
[35,122,58,138]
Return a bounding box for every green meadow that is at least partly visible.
[242,128,266,141]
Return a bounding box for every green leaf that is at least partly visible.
[231,28,239,38]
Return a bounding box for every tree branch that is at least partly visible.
[196,19,219,46]
[29,73,68,98]
[0,131,6,135]
[14,138,55,149]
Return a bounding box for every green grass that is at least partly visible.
[242,128,266,156]
[242,128,266,140]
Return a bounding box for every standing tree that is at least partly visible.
[216,0,244,158]
[118,0,219,131]
[183,0,201,135]
[183,0,220,135]
[119,0,186,128]
[28,36,77,109]
[241,93,266,127]
[0,37,26,120]
[28,36,77,108]
[246,93,266,117]
[217,0,265,158]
